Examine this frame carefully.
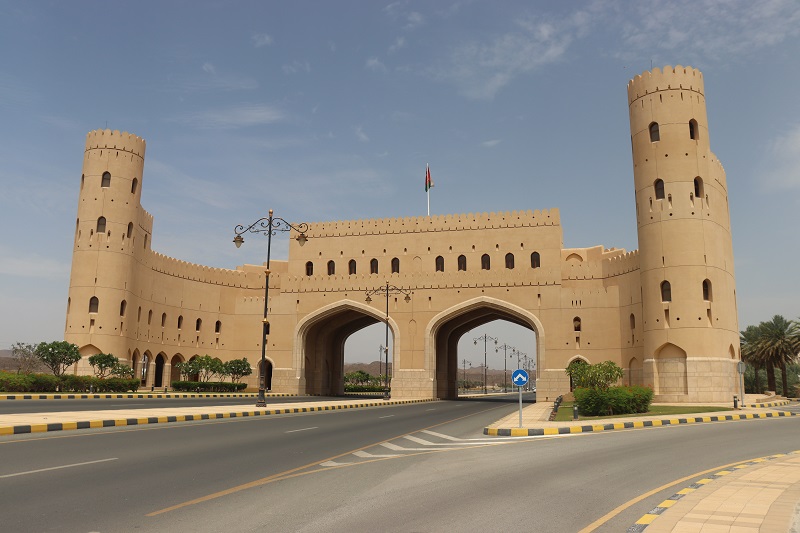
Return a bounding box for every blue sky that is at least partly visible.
[1,1,799,367]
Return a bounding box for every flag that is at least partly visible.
[425,164,434,192]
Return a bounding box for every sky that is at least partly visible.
[1,1,799,368]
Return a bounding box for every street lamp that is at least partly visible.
[365,281,412,399]
[233,209,309,408]
[461,358,471,393]
[473,334,498,395]
[496,343,515,393]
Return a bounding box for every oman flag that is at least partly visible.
[425,164,434,192]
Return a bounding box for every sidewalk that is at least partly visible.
[486,395,799,532]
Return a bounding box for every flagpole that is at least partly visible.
[426,163,430,216]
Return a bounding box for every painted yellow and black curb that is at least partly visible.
[483,410,798,436]
[627,451,800,532]
[0,398,435,436]
[0,392,293,400]
[744,399,791,408]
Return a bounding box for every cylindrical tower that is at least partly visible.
[628,66,739,402]
[65,129,148,371]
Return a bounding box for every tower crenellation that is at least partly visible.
[627,65,704,105]
[85,129,146,157]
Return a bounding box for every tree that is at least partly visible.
[10,342,44,374]
[34,341,81,377]
[110,363,135,379]
[88,353,119,379]
[741,324,763,394]
[757,315,800,395]
[565,360,623,391]
[222,358,252,383]
[345,370,371,385]
[194,355,223,382]
[175,360,200,381]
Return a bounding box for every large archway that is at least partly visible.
[295,300,397,396]
[154,353,166,387]
[426,297,544,400]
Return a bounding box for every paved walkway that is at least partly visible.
[0,393,797,531]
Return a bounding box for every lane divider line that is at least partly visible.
[0,457,118,478]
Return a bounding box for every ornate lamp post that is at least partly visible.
[496,343,515,393]
[461,359,471,393]
[233,209,309,407]
[473,334,498,395]
[365,282,411,399]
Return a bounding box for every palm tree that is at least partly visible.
[741,324,763,394]
[757,315,800,395]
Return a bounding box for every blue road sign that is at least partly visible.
[511,369,529,387]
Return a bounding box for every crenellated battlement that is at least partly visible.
[85,129,146,158]
[146,250,262,288]
[304,209,560,237]
[603,250,640,278]
[627,65,704,105]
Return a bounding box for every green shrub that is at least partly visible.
[171,381,246,392]
[344,384,387,393]
[574,385,653,416]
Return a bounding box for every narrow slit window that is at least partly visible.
[661,280,672,302]
[654,179,665,200]
[703,279,712,301]
[689,119,699,140]
[96,217,107,233]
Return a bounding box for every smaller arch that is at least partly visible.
[654,179,665,200]
[370,258,379,274]
[505,253,515,269]
[649,122,660,142]
[119,300,127,317]
[161,313,167,328]
[702,279,712,301]
[480,254,490,270]
[661,280,672,302]
[530,251,541,269]
[391,257,400,273]
[689,119,699,140]
[177,315,183,330]
[131,178,138,194]
[629,313,635,330]
[435,255,444,272]
[694,177,704,198]
[89,296,99,314]
[195,318,202,331]
[573,317,581,332]
[126,222,133,239]
[96,216,107,233]
[348,259,357,275]
[148,309,153,325]
[457,255,467,271]
[215,320,221,333]
[327,260,335,276]
[101,171,111,188]
[305,261,314,276]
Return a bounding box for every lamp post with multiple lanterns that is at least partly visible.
[233,209,309,407]
[365,282,411,399]
[496,343,515,393]
[473,334,498,395]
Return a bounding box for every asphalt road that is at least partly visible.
[0,397,796,532]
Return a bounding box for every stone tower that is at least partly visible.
[66,130,151,372]
[628,66,739,402]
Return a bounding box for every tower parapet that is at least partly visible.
[627,65,703,105]
[85,129,146,157]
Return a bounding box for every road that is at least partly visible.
[0,397,796,532]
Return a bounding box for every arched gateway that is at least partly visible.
[65,66,741,403]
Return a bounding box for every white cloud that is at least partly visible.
[762,124,800,190]
[355,126,370,142]
[365,57,387,72]
[384,2,425,30]
[282,60,311,74]
[389,36,406,54]
[405,11,424,30]
[172,104,286,129]
[202,62,216,75]
[252,33,273,48]
[482,139,501,148]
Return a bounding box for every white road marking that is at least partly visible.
[0,458,118,479]
[286,427,318,433]
[379,415,394,419]
[426,408,436,411]
[381,442,458,452]
[404,434,504,447]
[421,429,545,442]
[320,461,349,467]
[354,450,401,458]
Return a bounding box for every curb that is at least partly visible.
[743,399,791,408]
[0,392,292,400]
[627,450,800,532]
[0,398,435,436]
[483,410,798,436]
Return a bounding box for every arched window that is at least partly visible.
[703,279,712,301]
[327,260,335,276]
[148,310,152,325]
[457,255,467,271]
[89,296,99,313]
[305,261,314,276]
[689,119,699,140]
[137,306,141,322]
[348,259,357,275]
[161,313,167,327]
[391,257,400,273]
[630,314,635,330]
[694,177,704,198]
[435,256,444,272]
[649,122,660,142]
[131,178,138,194]
[481,254,490,270]
[505,253,515,269]
[573,317,581,332]
[654,179,665,200]
[119,300,127,317]
[196,318,202,331]
[101,171,111,188]
[531,252,541,268]
[215,320,221,333]
[177,315,183,329]
[661,280,672,302]
[370,258,379,274]
[126,222,133,239]
[96,216,107,233]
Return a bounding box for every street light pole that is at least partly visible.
[473,334,498,395]
[233,209,309,408]
[461,358,470,393]
[365,281,411,399]
[496,343,515,393]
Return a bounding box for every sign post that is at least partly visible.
[511,369,529,428]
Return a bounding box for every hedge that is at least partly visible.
[171,381,247,392]
[344,384,387,393]
[0,371,139,393]
[573,385,654,416]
